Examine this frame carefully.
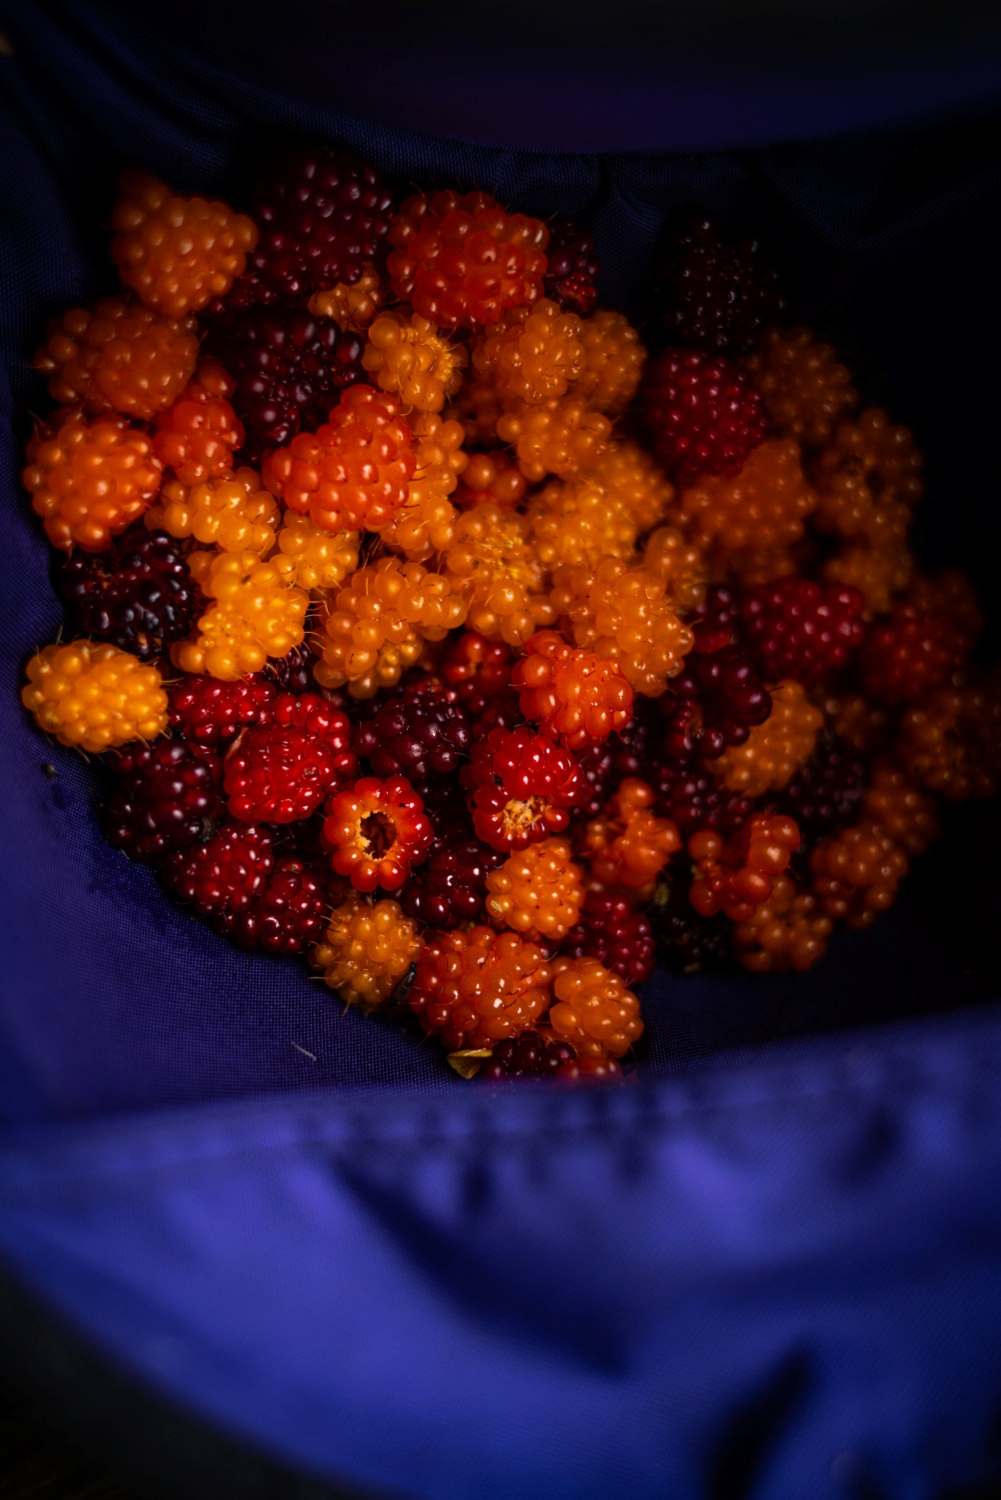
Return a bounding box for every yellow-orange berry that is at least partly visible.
[745,327,857,446]
[111,171,257,318]
[689,814,801,922]
[262,384,415,534]
[485,838,585,942]
[148,468,278,554]
[582,778,680,898]
[443,504,553,647]
[810,819,908,928]
[34,298,198,419]
[548,956,643,1059]
[276,511,360,590]
[679,438,816,553]
[22,641,167,752]
[572,310,645,414]
[497,396,611,482]
[379,412,466,560]
[313,896,421,1008]
[587,440,672,531]
[362,311,466,412]
[717,681,823,795]
[822,542,913,617]
[552,557,694,695]
[642,526,709,613]
[23,407,161,552]
[897,677,1001,801]
[407,925,552,1051]
[734,875,832,972]
[152,362,244,485]
[446,375,506,447]
[512,629,633,749]
[862,762,938,855]
[308,262,384,331]
[174,551,308,681]
[314,557,467,698]
[813,408,923,516]
[472,298,584,405]
[454,451,527,511]
[526,474,638,572]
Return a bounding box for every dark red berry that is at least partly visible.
[165,823,274,921]
[169,675,276,747]
[481,1029,577,1081]
[641,348,767,485]
[662,649,772,761]
[354,676,470,788]
[58,527,203,660]
[543,220,599,315]
[401,836,503,928]
[224,692,355,823]
[649,759,751,836]
[577,741,618,818]
[562,892,654,986]
[780,733,866,837]
[228,858,327,954]
[652,211,784,355]
[859,605,971,705]
[104,740,223,860]
[741,576,865,684]
[439,632,514,718]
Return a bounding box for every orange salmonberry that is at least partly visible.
[446,374,506,448]
[513,629,633,748]
[733,875,832,972]
[745,327,857,446]
[314,557,467,698]
[407,925,552,1051]
[379,412,466,561]
[547,956,644,1059]
[148,468,278,554]
[497,396,611,482]
[35,297,198,419]
[897,677,1001,801]
[111,171,257,318]
[152,362,244,485]
[22,640,167,751]
[443,504,552,647]
[642,526,709,614]
[308,262,384,331]
[276,511,360,590]
[716,681,823,796]
[314,895,421,1008]
[814,408,924,517]
[583,778,681,898]
[810,819,908,928]
[388,190,549,330]
[862,762,939,855]
[323,775,432,893]
[679,438,817,553]
[454,451,527,511]
[587,440,673,531]
[822,541,913,617]
[24,407,162,552]
[362,311,466,412]
[174,551,308,680]
[526,474,638,571]
[573,310,646,414]
[552,557,694,696]
[485,837,585,942]
[263,384,416,534]
[689,813,801,922]
[472,298,584,405]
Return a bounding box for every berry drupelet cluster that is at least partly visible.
[19,145,1000,1081]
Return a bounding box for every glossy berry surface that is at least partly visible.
[24,408,162,553]
[543,220,599,314]
[485,837,585,942]
[462,726,583,852]
[35,297,198,420]
[153,363,244,484]
[482,1029,577,1080]
[563,891,655,987]
[354,676,470,789]
[165,822,274,923]
[740,576,865,684]
[641,348,766,484]
[169,674,276,746]
[224,693,355,823]
[104,740,223,860]
[582,778,681,897]
[59,526,203,661]
[548,956,644,1060]
[401,836,503,929]
[780,734,866,837]
[322,775,432,892]
[513,630,634,750]
[229,859,327,955]
[407,925,552,1051]
[689,812,801,922]
[22,642,167,753]
[314,894,421,1007]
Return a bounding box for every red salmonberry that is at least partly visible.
[649,759,751,837]
[401,835,503,928]
[577,741,618,818]
[481,1029,577,1080]
[562,891,654,987]
[168,675,276,746]
[323,775,432,892]
[462,726,583,852]
[513,630,634,750]
[652,211,784,355]
[780,733,867,837]
[408,925,552,1051]
[543,220,599,315]
[859,604,971,705]
[353,676,470,788]
[224,693,355,824]
[689,813,801,922]
[58,525,203,661]
[104,740,223,860]
[642,348,767,484]
[228,858,327,955]
[740,576,865,684]
[438,632,515,720]
[165,822,274,922]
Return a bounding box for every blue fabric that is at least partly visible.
[1,5,1001,1495]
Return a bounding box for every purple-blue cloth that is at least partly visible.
[1,4,1001,1495]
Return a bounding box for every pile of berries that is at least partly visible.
[18,147,1000,1087]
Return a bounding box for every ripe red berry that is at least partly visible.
[481,1029,578,1081]
[165,822,274,922]
[224,692,355,823]
[641,348,766,484]
[577,741,618,817]
[228,858,327,954]
[323,775,433,892]
[402,835,504,928]
[168,675,276,746]
[543,220,599,315]
[661,645,772,762]
[58,525,203,661]
[859,604,971,705]
[562,891,654,987]
[462,726,583,852]
[353,676,470,789]
[740,576,865,684]
[780,733,866,836]
[649,759,751,837]
[652,211,784,355]
[104,740,223,860]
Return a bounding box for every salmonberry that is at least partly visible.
[652,211,784,355]
[823,542,913,617]
[443,505,552,647]
[265,636,323,695]
[582,778,681,897]
[576,742,618,818]
[59,525,203,661]
[438,631,514,717]
[649,759,751,837]
[745,327,857,447]
[481,1029,578,1080]
[112,171,257,318]
[104,739,223,860]
[164,822,274,924]
[314,894,421,1007]
[548,956,644,1060]
[379,412,466,562]
[660,642,772,762]
[309,262,385,331]
[573,310,646,415]
[363,311,467,412]
[463,726,583,852]
[22,641,167,752]
[323,775,432,892]
[497,396,611,482]
[642,526,709,615]
[513,629,634,749]
[780,733,866,837]
[898,677,1001,801]
[588,440,673,531]
[859,604,971,705]
[175,551,309,681]
[689,812,801,922]
[680,438,816,554]
[650,876,733,975]
[407,925,552,1051]
[401,836,503,928]
[716,680,823,795]
[485,837,585,942]
[552,557,694,697]
[228,858,327,956]
[276,512,360,590]
[641,348,766,485]
[526,475,638,572]
[35,297,198,419]
[454,451,527,511]
[862,762,938,856]
[473,298,584,405]
[168,674,275,746]
[24,408,161,552]
[740,576,865,684]
[810,819,908,928]
[153,362,244,484]
[224,692,355,823]
[733,875,832,973]
[543,220,599,314]
[562,890,655,986]
[814,408,923,517]
[354,675,470,788]
[388,190,548,330]
[150,468,279,555]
